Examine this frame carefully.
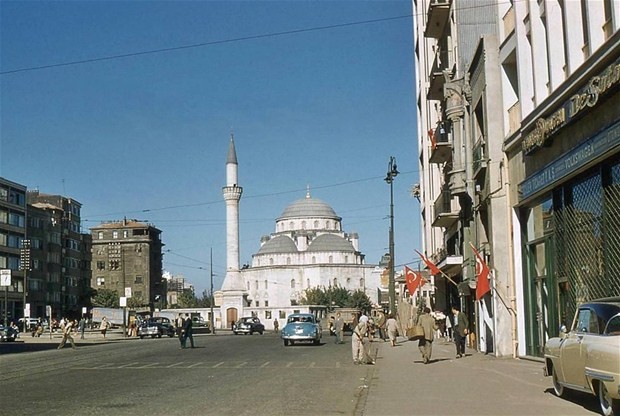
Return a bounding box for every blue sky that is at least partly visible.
[1,0,420,295]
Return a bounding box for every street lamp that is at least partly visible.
[385,156,399,315]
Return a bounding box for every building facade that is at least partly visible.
[0,178,27,325]
[90,219,164,308]
[414,0,620,358]
[27,191,92,318]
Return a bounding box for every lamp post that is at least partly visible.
[210,248,215,335]
[385,157,399,315]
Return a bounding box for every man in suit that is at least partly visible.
[451,305,469,358]
[183,313,195,349]
[418,307,438,364]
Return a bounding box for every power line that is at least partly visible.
[1,14,413,75]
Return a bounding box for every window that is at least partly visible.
[360,278,365,287]
[110,260,120,270]
[112,231,118,239]
[314,220,319,228]
[604,314,620,335]
[265,310,271,319]
[312,256,316,264]
[255,301,260,307]
[345,256,349,263]
[135,291,142,298]
[286,257,291,265]
[8,213,25,227]
[333,278,338,286]
[329,255,333,263]
[98,231,104,240]
[96,261,105,270]
[96,277,105,286]
[279,311,286,319]
[255,280,259,290]
[575,308,599,334]
[269,258,274,265]
[123,230,129,238]
[264,280,268,289]
[135,275,143,284]
[290,279,295,288]
[301,221,306,229]
[264,301,269,307]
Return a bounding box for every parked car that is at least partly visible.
[544,297,620,416]
[232,317,264,335]
[138,317,175,339]
[281,313,322,346]
[0,324,19,342]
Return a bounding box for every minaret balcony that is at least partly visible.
[223,185,243,201]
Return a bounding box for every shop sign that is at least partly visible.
[522,60,620,155]
[519,120,620,201]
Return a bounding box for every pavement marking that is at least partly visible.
[235,362,248,368]
[138,362,161,368]
[91,363,115,369]
[260,361,270,368]
[166,362,187,368]
[309,362,316,368]
[118,362,141,368]
[286,362,293,368]
[212,362,225,368]
[188,362,204,368]
[336,361,341,368]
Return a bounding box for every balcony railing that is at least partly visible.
[432,190,459,228]
[429,121,452,164]
[424,0,452,39]
[473,138,487,177]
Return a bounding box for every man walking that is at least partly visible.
[452,305,469,358]
[78,317,86,339]
[334,312,344,344]
[176,313,185,349]
[183,313,195,349]
[418,307,437,364]
[57,318,77,350]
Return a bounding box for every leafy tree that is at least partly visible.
[325,286,350,308]
[127,295,147,309]
[300,287,328,305]
[347,289,372,313]
[197,289,213,308]
[92,289,119,308]
[176,289,198,308]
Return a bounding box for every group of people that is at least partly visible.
[416,305,470,364]
[57,317,88,349]
[175,313,195,349]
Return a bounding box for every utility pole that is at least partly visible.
[210,248,215,335]
[385,157,399,315]
[20,239,31,333]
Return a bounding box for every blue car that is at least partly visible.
[281,313,322,346]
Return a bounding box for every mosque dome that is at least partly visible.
[278,195,341,221]
[307,234,355,252]
[257,235,299,255]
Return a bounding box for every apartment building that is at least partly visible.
[414,0,620,358]
[90,219,164,308]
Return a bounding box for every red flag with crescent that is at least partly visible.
[415,250,441,276]
[470,243,491,300]
[404,266,426,295]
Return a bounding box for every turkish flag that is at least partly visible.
[415,250,441,276]
[404,266,426,295]
[470,243,491,300]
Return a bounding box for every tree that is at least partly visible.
[347,289,372,313]
[176,289,198,308]
[300,287,328,305]
[325,286,350,308]
[197,289,212,308]
[92,289,119,308]
[127,295,147,309]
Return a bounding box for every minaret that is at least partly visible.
[221,134,245,292]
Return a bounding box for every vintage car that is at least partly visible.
[544,297,620,416]
[138,317,175,339]
[281,313,322,346]
[232,317,264,335]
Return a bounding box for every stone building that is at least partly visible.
[90,219,164,307]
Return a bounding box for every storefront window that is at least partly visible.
[526,196,553,242]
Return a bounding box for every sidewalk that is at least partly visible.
[360,336,594,416]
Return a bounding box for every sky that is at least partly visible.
[0,0,421,295]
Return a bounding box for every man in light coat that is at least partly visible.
[418,307,437,364]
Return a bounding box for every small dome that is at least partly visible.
[278,196,340,221]
[257,235,298,255]
[307,234,355,252]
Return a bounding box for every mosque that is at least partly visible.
[215,136,382,330]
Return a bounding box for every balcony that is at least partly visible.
[432,190,460,228]
[427,49,451,101]
[472,138,487,178]
[424,0,452,39]
[429,122,452,164]
[432,248,463,276]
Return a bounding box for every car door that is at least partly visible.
[560,307,597,388]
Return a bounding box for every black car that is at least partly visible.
[138,317,175,339]
[232,317,264,335]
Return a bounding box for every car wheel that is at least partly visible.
[259,330,263,335]
[313,339,320,345]
[151,335,156,339]
[283,339,289,346]
[552,366,565,398]
[290,340,295,346]
[598,381,620,416]
[140,335,144,339]
[157,334,162,338]
[250,330,253,335]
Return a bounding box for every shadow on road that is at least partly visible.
[543,388,600,414]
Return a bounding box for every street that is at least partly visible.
[0,331,600,416]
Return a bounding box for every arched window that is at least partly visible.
[289,221,294,230]
[312,256,316,264]
[328,255,333,263]
[360,278,365,288]
[333,278,338,286]
[346,278,351,285]
[286,257,291,265]
[314,220,319,228]
[344,255,349,263]
[269,258,274,265]
[264,280,268,289]
[307,278,310,287]
[326,221,331,229]
[255,280,259,290]
[301,221,306,229]
[290,279,295,289]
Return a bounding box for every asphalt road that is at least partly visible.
[1,332,373,416]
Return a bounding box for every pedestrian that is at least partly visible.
[78,317,86,339]
[452,305,469,358]
[385,313,399,347]
[418,307,438,364]
[445,309,453,341]
[57,318,77,350]
[183,313,194,349]
[375,311,387,341]
[273,318,279,333]
[334,312,344,344]
[176,313,185,349]
[352,314,373,364]
[100,316,110,338]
